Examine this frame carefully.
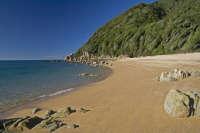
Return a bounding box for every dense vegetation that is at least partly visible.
[75,0,200,58]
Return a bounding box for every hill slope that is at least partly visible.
[75,0,200,58]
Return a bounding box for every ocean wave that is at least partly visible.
[38,95,47,98]
[37,88,74,98]
[48,88,74,97]
[37,88,74,99]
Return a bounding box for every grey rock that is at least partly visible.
[164,89,200,117]
[7,117,30,130]
[46,122,58,132]
[99,61,106,65]
[17,116,43,129]
[159,72,177,81]
[158,69,191,82]
[65,53,74,62]
[44,110,56,118]
[92,61,97,65]
[1,118,17,128]
[190,71,200,77]
[79,73,97,77]
[63,107,76,115]
[38,117,64,132]
[1,118,19,131]
[32,107,41,115]
[2,116,43,132]
[79,73,89,77]
[45,120,64,132]
[53,106,76,118]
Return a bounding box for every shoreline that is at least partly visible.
[3,53,200,133]
[0,66,113,119]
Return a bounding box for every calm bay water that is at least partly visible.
[0,60,109,113]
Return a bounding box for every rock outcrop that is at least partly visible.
[164,89,200,117]
[65,53,74,62]
[0,106,90,133]
[190,71,200,77]
[64,52,113,67]
[44,110,56,118]
[0,116,43,133]
[32,107,41,115]
[158,69,200,81]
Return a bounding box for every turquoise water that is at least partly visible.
[0,60,108,113]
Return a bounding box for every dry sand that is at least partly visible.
[9,53,200,133]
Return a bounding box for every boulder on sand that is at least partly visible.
[38,119,65,132]
[44,110,56,118]
[164,89,200,117]
[158,69,191,81]
[159,72,177,81]
[190,71,200,77]
[0,106,82,132]
[2,116,43,132]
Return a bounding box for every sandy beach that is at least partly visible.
[7,53,200,133]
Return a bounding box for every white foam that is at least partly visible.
[48,88,74,97]
[38,95,47,98]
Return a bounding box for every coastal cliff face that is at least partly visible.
[73,0,200,58]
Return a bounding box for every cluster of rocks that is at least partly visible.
[0,106,90,133]
[64,52,113,67]
[158,68,200,118]
[158,68,200,81]
[164,89,200,118]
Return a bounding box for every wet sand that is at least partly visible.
[7,53,200,133]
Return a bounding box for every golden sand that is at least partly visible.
[9,53,200,133]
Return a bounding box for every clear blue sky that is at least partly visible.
[0,0,155,60]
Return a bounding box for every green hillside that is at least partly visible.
[75,0,200,58]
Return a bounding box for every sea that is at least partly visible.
[0,60,110,114]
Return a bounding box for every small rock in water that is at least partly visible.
[79,73,97,77]
[79,73,88,76]
[164,89,200,117]
[32,108,41,114]
[92,61,97,65]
